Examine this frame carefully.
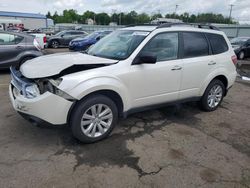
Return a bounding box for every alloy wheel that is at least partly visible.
[80,104,113,138]
[207,85,223,108]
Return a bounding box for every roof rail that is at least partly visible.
[125,23,159,27]
[156,23,220,30]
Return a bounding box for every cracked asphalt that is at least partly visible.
[0,53,250,187]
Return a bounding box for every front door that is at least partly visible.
[128,32,183,108]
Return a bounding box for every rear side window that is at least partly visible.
[14,35,24,44]
[183,32,209,58]
[206,33,228,54]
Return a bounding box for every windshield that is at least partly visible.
[87,30,149,60]
[55,31,66,36]
[85,32,100,39]
[230,37,249,45]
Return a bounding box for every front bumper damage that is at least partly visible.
[9,67,73,125]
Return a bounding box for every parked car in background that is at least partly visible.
[230,37,250,60]
[47,30,88,48]
[0,31,43,69]
[26,32,47,49]
[9,24,237,143]
[69,30,112,51]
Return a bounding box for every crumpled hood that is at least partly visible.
[20,52,117,79]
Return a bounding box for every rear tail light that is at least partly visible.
[43,36,47,43]
[231,55,237,66]
[33,38,42,51]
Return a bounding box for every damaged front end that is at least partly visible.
[10,66,76,101]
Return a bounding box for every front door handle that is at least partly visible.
[171,66,182,71]
[208,61,216,65]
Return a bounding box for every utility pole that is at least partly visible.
[175,5,179,14]
[229,4,234,24]
[119,13,122,25]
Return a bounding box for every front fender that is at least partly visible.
[61,76,131,111]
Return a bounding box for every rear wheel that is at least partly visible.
[238,51,245,60]
[70,95,118,143]
[51,40,59,48]
[200,79,225,111]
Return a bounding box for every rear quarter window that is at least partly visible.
[206,33,228,54]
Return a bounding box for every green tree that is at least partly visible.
[46,11,52,19]
[95,13,111,25]
[137,13,150,24]
[151,13,163,20]
[82,11,96,23]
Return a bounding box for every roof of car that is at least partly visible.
[121,23,223,34]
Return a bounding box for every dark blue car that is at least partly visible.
[69,30,112,51]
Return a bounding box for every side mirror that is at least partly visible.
[61,34,64,38]
[132,53,157,65]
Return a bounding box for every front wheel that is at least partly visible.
[70,95,118,143]
[200,79,225,111]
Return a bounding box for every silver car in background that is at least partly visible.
[0,31,43,69]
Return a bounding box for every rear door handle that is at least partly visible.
[171,66,182,71]
[208,61,216,65]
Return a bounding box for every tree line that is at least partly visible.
[46,10,236,25]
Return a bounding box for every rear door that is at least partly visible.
[179,31,214,99]
[0,33,24,68]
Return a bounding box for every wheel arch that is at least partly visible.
[67,89,124,124]
[49,39,60,47]
[200,72,229,97]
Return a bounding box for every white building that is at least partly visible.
[86,18,95,25]
[0,11,53,29]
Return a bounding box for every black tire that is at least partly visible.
[200,79,226,112]
[50,40,59,48]
[70,94,118,143]
[238,51,245,60]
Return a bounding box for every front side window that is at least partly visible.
[0,33,15,45]
[183,32,209,58]
[140,32,179,62]
[207,33,228,54]
[88,30,149,60]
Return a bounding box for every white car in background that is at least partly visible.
[29,33,46,49]
[9,23,237,143]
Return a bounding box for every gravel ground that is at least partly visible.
[0,50,250,188]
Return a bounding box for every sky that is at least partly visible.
[0,0,249,21]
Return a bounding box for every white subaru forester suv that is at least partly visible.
[9,23,237,143]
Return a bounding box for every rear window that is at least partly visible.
[206,33,228,54]
[183,32,209,58]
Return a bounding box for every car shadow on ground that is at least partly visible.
[18,102,202,176]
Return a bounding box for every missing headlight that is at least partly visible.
[36,78,76,101]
